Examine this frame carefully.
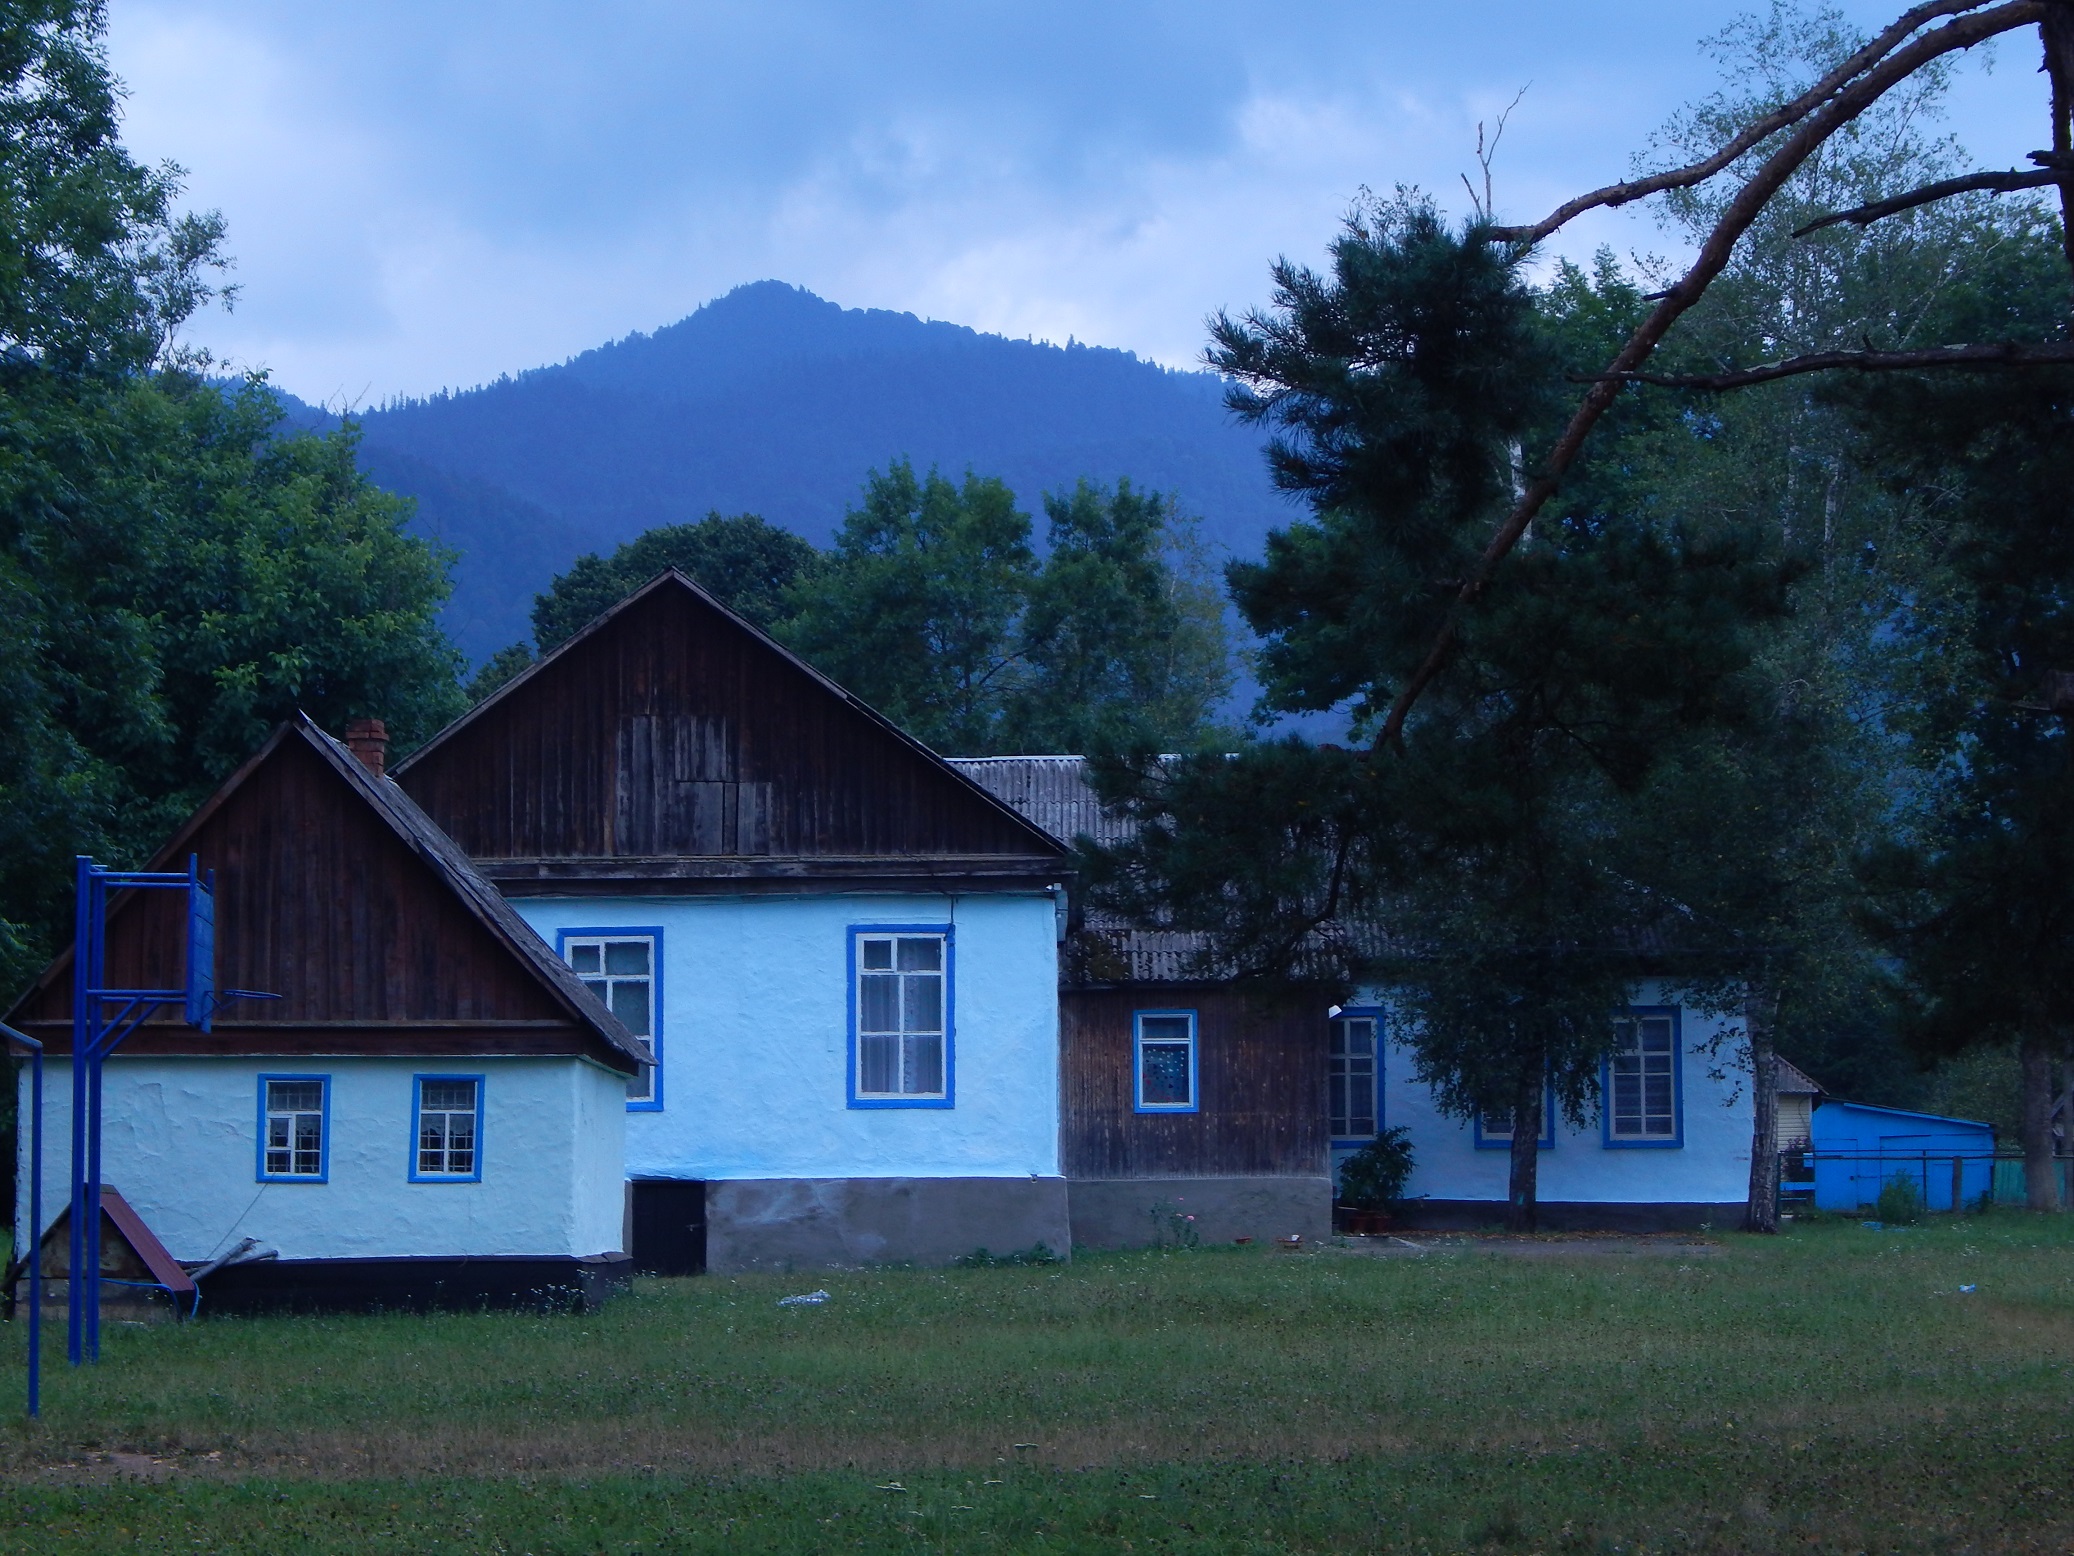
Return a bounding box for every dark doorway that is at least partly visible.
[629,1179,707,1275]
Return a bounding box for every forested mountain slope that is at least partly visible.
[293,282,1287,659]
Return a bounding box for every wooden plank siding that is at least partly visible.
[1060,987,1330,1179]
[394,573,1065,880]
[8,724,631,1068]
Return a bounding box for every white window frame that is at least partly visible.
[1604,1009,1682,1147]
[559,930,662,1109]
[1329,1012,1380,1140]
[411,1074,484,1182]
[258,1075,328,1182]
[850,926,952,1107]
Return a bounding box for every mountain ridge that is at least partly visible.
[292,282,1293,660]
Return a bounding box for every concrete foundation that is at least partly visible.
[1068,1176,1332,1249]
[704,1176,1072,1272]
[1392,1199,1746,1233]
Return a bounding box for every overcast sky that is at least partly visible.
[107,2,2042,407]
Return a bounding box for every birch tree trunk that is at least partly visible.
[1744,978,1782,1234]
[1506,1074,1542,1233]
[2022,1026,2061,1212]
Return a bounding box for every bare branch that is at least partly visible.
[1379,1,2043,747]
[1484,1,2004,245]
[1791,168,2064,235]
[1582,340,2074,389]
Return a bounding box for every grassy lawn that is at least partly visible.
[3,1216,2072,1551]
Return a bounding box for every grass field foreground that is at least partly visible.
[3,1216,2073,1551]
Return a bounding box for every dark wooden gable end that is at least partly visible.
[394,571,1067,892]
[8,718,645,1071]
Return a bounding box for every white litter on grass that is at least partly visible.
[778,1289,830,1306]
[1959,1284,1977,1294]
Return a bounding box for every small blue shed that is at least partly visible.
[1809,1099,1995,1212]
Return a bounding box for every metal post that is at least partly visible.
[3,1025,43,1417]
[67,858,91,1368]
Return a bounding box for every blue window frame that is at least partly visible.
[1329,1009,1382,1142]
[1133,1010,1198,1113]
[1602,1007,1684,1148]
[848,924,954,1108]
[1474,1077,1556,1151]
[556,926,663,1111]
[256,1074,329,1182]
[410,1074,485,1182]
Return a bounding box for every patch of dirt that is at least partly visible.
[1324,1232,1726,1259]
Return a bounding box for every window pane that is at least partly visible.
[610,980,651,1036]
[1346,1018,1374,1055]
[859,974,899,1032]
[627,1064,653,1103]
[1641,1018,1673,1053]
[1140,1041,1192,1106]
[605,940,650,975]
[1139,1015,1191,1044]
[581,978,608,1004]
[858,1033,900,1093]
[861,938,893,971]
[904,1034,945,1095]
[269,1081,321,1113]
[423,1080,475,1111]
[897,937,941,972]
[569,944,601,974]
[902,972,942,1034]
[446,1114,476,1172]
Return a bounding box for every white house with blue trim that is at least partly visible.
[10,716,648,1311]
[393,573,1075,1272]
[1333,992,1753,1229]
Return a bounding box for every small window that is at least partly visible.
[1475,1074,1556,1150]
[413,1076,483,1181]
[1329,1014,1378,1139]
[1134,1011,1198,1112]
[1607,1013,1680,1144]
[563,932,659,1106]
[259,1076,327,1181]
[854,931,948,1102]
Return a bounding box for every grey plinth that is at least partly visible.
[1067,1176,1333,1249]
[705,1176,1073,1273]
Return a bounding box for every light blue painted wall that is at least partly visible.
[1345,984,1752,1205]
[15,1056,628,1262]
[512,891,1061,1180]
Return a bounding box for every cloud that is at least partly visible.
[105,1,2043,401]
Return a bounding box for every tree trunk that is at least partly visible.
[2042,0,2074,277]
[1506,1075,1542,1233]
[1744,978,1782,1234]
[2021,1026,2061,1212]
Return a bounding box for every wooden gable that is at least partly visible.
[394,571,1067,892]
[8,719,644,1070]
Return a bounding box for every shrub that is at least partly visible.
[1337,1127,1415,1211]
[1875,1172,1926,1225]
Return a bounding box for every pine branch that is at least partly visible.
[1791,168,2064,236]
[1581,340,2074,388]
[1378,0,2044,748]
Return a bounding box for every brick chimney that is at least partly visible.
[343,718,389,778]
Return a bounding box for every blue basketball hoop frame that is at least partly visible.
[63,854,272,1371]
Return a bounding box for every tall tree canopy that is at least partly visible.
[0,2,465,991]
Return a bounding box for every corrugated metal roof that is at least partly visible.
[945,755,1138,848]
[1776,1056,1824,1096]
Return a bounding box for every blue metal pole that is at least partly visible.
[67,858,91,1368]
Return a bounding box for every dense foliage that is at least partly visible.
[0,3,465,993]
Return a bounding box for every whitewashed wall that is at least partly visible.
[513,891,1061,1181]
[1349,984,1752,1206]
[15,1055,628,1262]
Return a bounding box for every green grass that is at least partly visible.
[4,1217,2074,1551]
